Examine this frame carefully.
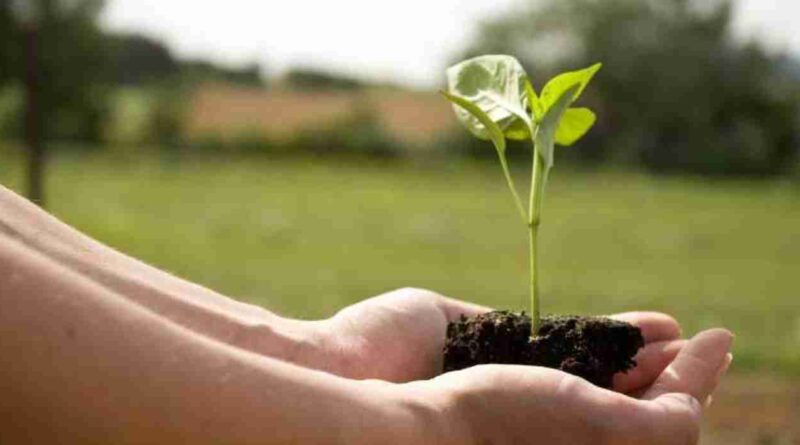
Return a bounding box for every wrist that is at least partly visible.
[231,311,362,377]
[229,313,330,369]
[294,317,366,378]
[342,379,467,445]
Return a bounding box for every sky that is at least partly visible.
[101,0,800,89]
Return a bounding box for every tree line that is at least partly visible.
[0,0,264,144]
[1,0,799,190]
[462,0,800,176]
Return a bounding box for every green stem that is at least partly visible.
[528,219,539,335]
[528,137,545,336]
[497,153,528,224]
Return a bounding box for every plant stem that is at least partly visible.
[528,218,539,335]
[528,137,545,336]
[497,153,528,224]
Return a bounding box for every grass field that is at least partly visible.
[1,148,799,376]
[2,147,799,443]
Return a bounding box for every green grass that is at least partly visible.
[1,147,799,374]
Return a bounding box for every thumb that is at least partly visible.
[643,328,734,403]
[629,329,733,445]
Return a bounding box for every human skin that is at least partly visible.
[0,185,685,385]
[0,185,733,443]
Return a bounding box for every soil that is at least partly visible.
[443,311,644,388]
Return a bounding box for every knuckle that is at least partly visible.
[398,286,443,299]
[393,287,447,310]
[655,394,703,445]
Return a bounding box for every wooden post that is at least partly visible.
[23,23,45,207]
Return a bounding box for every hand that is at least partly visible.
[315,287,489,381]
[407,328,733,445]
[315,287,687,388]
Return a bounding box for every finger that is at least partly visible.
[438,296,493,322]
[613,339,686,394]
[611,311,681,343]
[643,328,734,403]
[546,370,700,445]
[711,353,733,390]
[701,352,733,407]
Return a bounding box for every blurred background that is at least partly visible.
[0,0,798,442]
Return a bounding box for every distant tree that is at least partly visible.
[6,0,110,143]
[103,33,265,88]
[283,68,364,90]
[3,0,110,205]
[107,34,180,85]
[0,2,19,85]
[180,60,264,87]
[464,0,800,175]
[49,1,109,141]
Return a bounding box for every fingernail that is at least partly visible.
[718,353,733,376]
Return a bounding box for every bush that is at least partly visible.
[187,105,402,159]
[0,84,22,139]
[283,108,400,158]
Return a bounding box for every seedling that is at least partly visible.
[442,55,601,336]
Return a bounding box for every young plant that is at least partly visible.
[443,55,600,336]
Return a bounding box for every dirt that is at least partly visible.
[443,311,644,388]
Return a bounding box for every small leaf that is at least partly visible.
[525,80,544,122]
[555,108,596,146]
[535,84,579,169]
[539,63,601,113]
[504,119,532,141]
[441,91,506,154]
[446,55,532,141]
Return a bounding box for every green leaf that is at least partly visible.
[555,108,596,146]
[524,79,544,122]
[443,90,528,221]
[446,55,532,141]
[539,63,601,113]
[535,84,579,170]
[441,91,506,154]
[504,119,532,141]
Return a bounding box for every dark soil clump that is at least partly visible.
[443,311,644,388]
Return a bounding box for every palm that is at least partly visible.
[324,288,472,381]
[422,328,732,445]
[323,288,685,391]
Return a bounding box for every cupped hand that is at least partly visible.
[317,287,688,389]
[316,287,489,381]
[411,328,733,445]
